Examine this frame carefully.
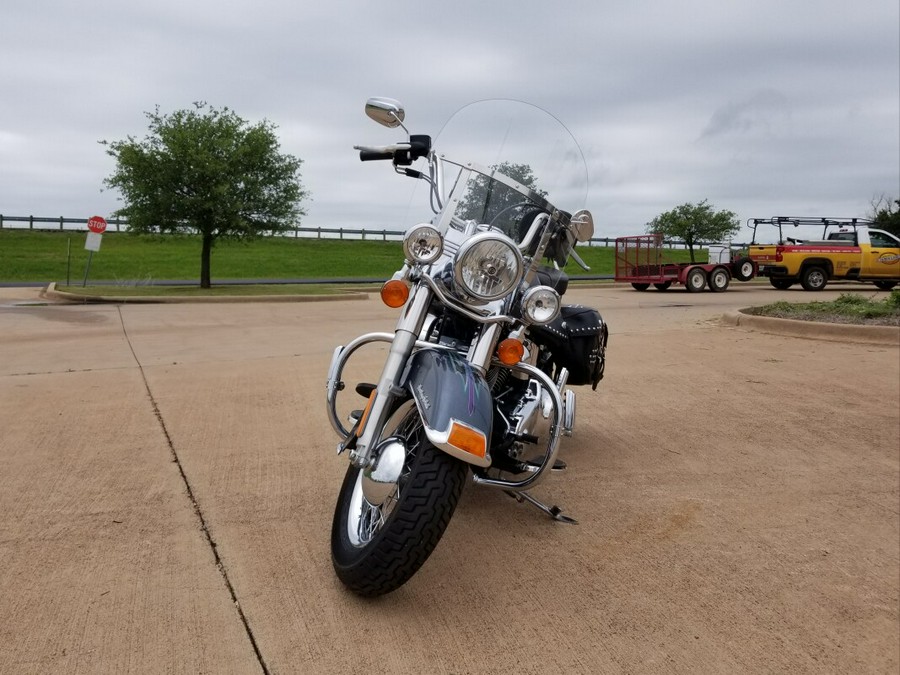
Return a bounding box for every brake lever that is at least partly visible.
[569,248,591,271]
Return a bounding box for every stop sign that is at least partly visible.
[87,215,107,234]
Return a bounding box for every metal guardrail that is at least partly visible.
[0,215,747,248]
[0,215,130,232]
[0,215,405,240]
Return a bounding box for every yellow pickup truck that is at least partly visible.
[748,218,900,291]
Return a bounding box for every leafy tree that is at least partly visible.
[102,102,308,287]
[456,161,547,239]
[868,195,900,237]
[646,200,740,262]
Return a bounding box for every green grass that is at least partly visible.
[747,291,900,326]
[54,283,353,297]
[0,229,704,283]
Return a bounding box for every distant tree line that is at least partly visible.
[869,195,900,237]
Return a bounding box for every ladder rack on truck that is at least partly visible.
[747,216,900,291]
[615,234,756,292]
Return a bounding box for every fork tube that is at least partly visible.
[468,323,501,373]
[350,284,432,467]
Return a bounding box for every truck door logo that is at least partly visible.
[877,253,900,265]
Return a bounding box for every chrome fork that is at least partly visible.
[350,284,432,468]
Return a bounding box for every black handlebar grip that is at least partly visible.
[359,150,394,161]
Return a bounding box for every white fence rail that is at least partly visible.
[0,215,744,248]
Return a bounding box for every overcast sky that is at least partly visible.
[1,0,898,242]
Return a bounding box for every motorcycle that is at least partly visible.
[325,97,609,596]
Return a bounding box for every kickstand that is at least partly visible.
[503,489,578,524]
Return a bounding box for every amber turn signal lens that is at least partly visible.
[380,280,410,308]
[448,421,486,459]
[497,338,524,365]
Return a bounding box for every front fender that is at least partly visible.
[403,349,493,468]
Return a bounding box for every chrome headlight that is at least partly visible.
[522,285,560,325]
[453,233,524,303]
[403,224,443,264]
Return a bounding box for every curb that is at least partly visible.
[43,283,370,304]
[721,309,900,346]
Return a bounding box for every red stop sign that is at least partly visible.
[87,215,107,234]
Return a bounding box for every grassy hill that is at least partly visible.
[0,229,702,283]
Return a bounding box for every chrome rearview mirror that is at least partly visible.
[570,209,594,242]
[365,97,405,128]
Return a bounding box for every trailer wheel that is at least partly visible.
[800,266,828,292]
[685,268,707,292]
[733,257,755,282]
[708,267,730,292]
[653,282,672,291]
[631,283,650,291]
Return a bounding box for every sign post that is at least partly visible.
[83,215,107,287]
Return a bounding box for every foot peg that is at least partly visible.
[503,489,577,524]
[523,458,567,472]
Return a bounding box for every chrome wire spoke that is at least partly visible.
[346,403,423,547]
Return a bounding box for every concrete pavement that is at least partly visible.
[1,284,898,674]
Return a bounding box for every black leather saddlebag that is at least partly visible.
[530,305,608,390]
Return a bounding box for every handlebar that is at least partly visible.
[354,143,409,161]
[354,135,432,165]
[358,149,396,161]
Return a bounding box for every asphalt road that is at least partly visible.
[1,283,898,674]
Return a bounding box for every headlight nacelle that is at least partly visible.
[403,224,443,264]
[453,233,524,304]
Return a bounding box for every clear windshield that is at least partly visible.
[432,100,589,245]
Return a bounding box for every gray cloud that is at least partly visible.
[700,89,791,139]
[1,0,897,245]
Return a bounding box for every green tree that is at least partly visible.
[456,161,547,238]
[646,200,740,262]
[868,195,900,237]
[102,102,308,287]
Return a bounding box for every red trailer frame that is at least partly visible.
[615,234,756,292]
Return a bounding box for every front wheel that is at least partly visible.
[331,405,468,597]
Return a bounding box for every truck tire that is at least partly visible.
[708,267,730,292]
[800,266,828,292]
[653,282,672,291]
[631,283,650,291]
[685,267,707,293]
[733,257,755,282]
[873,280,897,290]
[769,277,794,290]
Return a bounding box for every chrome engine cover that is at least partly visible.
[511,379,555,452]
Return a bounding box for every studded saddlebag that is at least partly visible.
[529,305,608,390]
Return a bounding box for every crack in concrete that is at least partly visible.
[115,306,271,675]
